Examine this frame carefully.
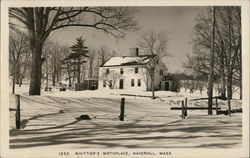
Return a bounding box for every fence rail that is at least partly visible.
[171,107,221,110]
[189,96,220,101]
[171,97,220,119]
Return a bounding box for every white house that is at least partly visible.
[98,48,174,91]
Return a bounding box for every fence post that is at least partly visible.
[185,98,188,117]
[15,94,21,129]
[182,100,185,119]
[216,97,218,115]
[119,98,125,121]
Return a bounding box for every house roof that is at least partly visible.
[100,55,156,67]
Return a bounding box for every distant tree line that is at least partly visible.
[9,30,31,94]
[9,29,116,92]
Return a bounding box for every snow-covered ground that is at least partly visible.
[9,83,242,149]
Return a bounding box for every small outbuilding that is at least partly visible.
[75,79,98,91]
[160,76,180,92]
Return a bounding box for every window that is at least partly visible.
[120,68,124,74]
[106,69,109,74]
[138,79,141,87]
[103,80,106,87]
[119,79,124,89]
[159,81,161,88]
[131,79,135,87]
[135,67,138,73]
[160,69,163,76]
[91,81,96,90]
[156,59,159,64]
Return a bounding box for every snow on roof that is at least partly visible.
[101,55,156,67]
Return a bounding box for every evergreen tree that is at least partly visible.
[64,37,89,84]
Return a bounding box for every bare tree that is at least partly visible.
[207,6,216,115]
[9,31,29,94]
[100,70,122,89]
[138,30,170,99]
[42,41,53,88]
[19,49,32,86]
[88,48,96,79]
[41,41,63,87]
[98,46,113,66]
[51,44,62,86]
[9,7,138,95]
[211,7,241,116]
[186,6,241,116]
[62,54,73,87]
[185,8,228,100]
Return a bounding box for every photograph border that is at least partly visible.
[1,0,249,157]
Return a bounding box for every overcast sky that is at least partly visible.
[52,6,208,73]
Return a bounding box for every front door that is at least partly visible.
[119,79,124,89]
[165,82,170,91]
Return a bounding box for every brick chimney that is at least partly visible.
[130,48,139,57]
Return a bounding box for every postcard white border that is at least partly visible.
[1,0,249,158]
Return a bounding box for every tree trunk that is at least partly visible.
[239,53,242,99]
[89,68,93,79]
[151,73,155,99]
[220,69,226,99]
[19,77,22,87]
[239,75,242,99]
[208,6,216,115]
[46,71,49,88]
[68,71,72,87]
[227,8,233,100]
[73,71,76,85]
[77,57,81,83]
[45,58,49,88]
[27,8,48,95]
[29,44,43,95]
[89,59,93,79]
[238,35,242,100]
[69,79,72,87]
[56,69,60,82]
[15,70,20,84]
[12,75,16,94]
[52,69,56,86]
[228,73,233,99]
[220,52,226,100]
[227,72,232,116]
[226,7,233,116]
